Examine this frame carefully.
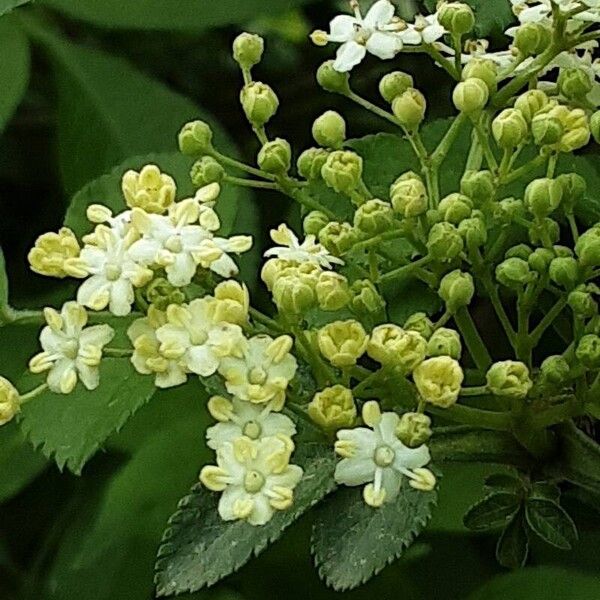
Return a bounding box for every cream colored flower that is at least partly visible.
[317,319,369,367]
[0,377,20,426]
[367,324,427,371]
[413,356,464,408]
[28,228,88,279]
[212,280,250,326]
[308,385,356,430]
[121,164,176,214]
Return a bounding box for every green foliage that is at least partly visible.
[496,509,529,569]
[525,498,578,550]
[0,0,30,17]
[155,440,336,596]
[0,247,8,312]
[311,483,437,591]
[463,492,520,531]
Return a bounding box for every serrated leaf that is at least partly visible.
[525,499,577,550]
[19,358,156,474]
[311,483,437,591]
[464,492,520,531]
[154,441,335,596]
[496,509,529,569]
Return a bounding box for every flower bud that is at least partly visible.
[257,138,292,174]
[28,228,87,279]
[524,177,563,218]
[438,193,473,224]
[540,355,570,385]
[531,113,564,146]
[178,120,213,156]
[318,221,359,256]
[240,81,279,127]
[213,280,250,325]
[529,218,560,246]
[558,67,593,100]
[559,126,591,153]
[591,110,600,144]
[413,356,464,408]
[350,279,386,314]
[528,247,555,273]
[576,226,600,267]
[506,244,532,261]
[396,412,432,447]
[272,271,316,314]
[460,170,494,204]
[379,71,414,103]
[554,245,573,258]
[354,199,394,236]
[145,277,186,310]
[486,361,533,399]
[568,284,598,318]
[308,385,356,431]
[495,197,525,224]
[437,2,475,35]
[404,312,434,340]
[452,78,489,114]
[122,165,176,214]
[427,327,462,359]
[514,89,549,122]
[496,257,534,290]
[312,110,346,149]
[316,271,351,311]
[367,324,427,371]
[0,377,20,426]
[549,256,580,289]
[316,60,351,94]
[261,258,293,290]
[392,88,426,131]
[576,334,600,369]
[427,222,464,261]
[190,156,225,187]
[458,215,487,247]
[462,59,498,93]
[439,270,475,313]
[556,173,586,213]
[317,319,369,367]
[492,108,528,149]
[232,32,264,70]
[513,22,551,57]
[303,210,329,236]
[390,171,428,218]
[297,147,329,180]
[321,150,363,195]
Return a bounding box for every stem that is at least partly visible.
[427,404,512,431]
[567,213,579,242]
[378,255,431,283]
[453,307,493,371]
[211,150,276,181]
[104,347,133,358]
[19,383,48,403]
[249,307,284,333]
[431,114,469,167]
[530,297,568,345]
[223,175,279,190]
[346,91,400,127]
[472,117,499,172]
[459,385,489,397]
[546,152,558,178]
[351,229,406,252]
[424,43,461,80]
[500,154,547,185]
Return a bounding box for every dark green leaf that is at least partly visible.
[154,441,335,596]
[311,483,437,590]
[496,509,529,569]
[525,498,577,550]
[464,492,520,532]
[529,481,560,502]
[484,473,524,494]
[0,0,30,17]
[0,246,8,311]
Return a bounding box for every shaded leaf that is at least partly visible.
[484,473,524,495]
[464,492,520,532]
[0,0,30,16]
[525,498,577,550]
[496,509,529,569]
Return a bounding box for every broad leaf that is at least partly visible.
[463,492,520,532]
[19,358,156,473]
[0,0,29,16]
[154,441,335,596]
[496,509,529,569]
[311,483,437,590]
[484,473,525,495]
[525,498,577,550]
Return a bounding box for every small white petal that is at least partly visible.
[363,0,395,29]
[366,31,402,60]
[333,41,367,72]
[328,15,358,42]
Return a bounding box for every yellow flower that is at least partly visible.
[28,228,88,279]
[0,377,20,426]
[212,280,250,326]
[121,164,176,214]
[308,385,356,430]
[367,324,427,372]
[413,356,464,408]
[317,319,368,367]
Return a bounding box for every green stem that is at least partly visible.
[351,229,406,252]
[104,347,133,358]
[223,175,279,190]
[424,43,461,80]
[249,307,284,333]
[530,297,568,345]
[427,404,512,431]
[211,150,275,181]
[499,154,546,185]
[379,255,431,283]
[19,383,48,403]
[346,91,400,127]
[431,114,469,167]
[472,117,498,172]
[459,385,489,397]
[567,213,579,242]
[453,306,493,371]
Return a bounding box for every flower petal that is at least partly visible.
[333,41,367,72]
[335,456,376,486]
[363,0,395,29]
[328,14,358,42]
[366,31,402,60]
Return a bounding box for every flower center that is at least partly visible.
[374,445,395,468]
[62,339,79,360]
[105,263,122,281]
[248,367,268,385]
[165,235,183,253]
[243,420,262,439]
[243,470,265,493]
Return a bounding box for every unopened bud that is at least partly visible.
[576,334,600,369]
[514,89,549,122]
[178,120,213,156]
[463,58,498,93]
[257,138,292,174]
[232,32,264,70]
[312,111,346,149]
[591,110,600,144]
[396,412,432,447]
[308,385,356,430]
[513,22,551,57]
[437,2,475,35]
[350,279,385,314]
[549,256,580,289]
[528,247,554,273]
[392,88,426,131]
[438,270,475,313]
[240,82,279,127]
[427,222,464,261]
[316,271,351,311]
[524,177,563,218]
[427,327,462,359]
[404,312,434,340]
[558,67,593,100]
[190,156,225,187]
[532,113,564,146]
[460,170,494,204]
[568,284,598,318]
[390,171,428,218]
[576,226,600,267]
[459,215,487,247]
[354,199,394,236]
[540,355,570,385]
[297,147,329,180]
[318,221,359,255]
[453,78,489,114]
[529,217,560,246]
[486,361,533,399]
[321,150,363,194]
[316,60,350,95]
[496,257,534,289]
[438,193,473,224]
[379,71,414,103]
[303,210,329,236]
[557,173,586,213]
[0,377,20,426]
[492,108,528,149]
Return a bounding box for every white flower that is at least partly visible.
[200,435,303,526]
[511,0,600,24]
[85,204,134,239]
[218,334,297,410]
[264,224,344,269]
[403,13,447,45]
[334,401,433,507]
[193,234,254,278]
[206,395,297,449]
[29,302,114,394]
[77,225,152,316]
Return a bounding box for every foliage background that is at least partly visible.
[0,0,599,598]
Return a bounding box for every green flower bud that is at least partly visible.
[559,125,591,153]
[390,171,428,218]
[528,247,555,273]
[321,150,363,194]
[492,108,529,149]
[318,221,359,255]
[540,355,570,385]
[413,356,464,408]
[458,215,487,247]
[146,277,186,310]
[460,170,494,204]
[576,226,600,267]
[0,377,20,427]
[354,199,394,236]
[232,32,264,70]
[240,81,279,127]
[486,360,533,399]
[452,78,489,114]
[554,244,573,258]
[367,324,427,371]
[350,279,386,314]
[514,89,549,122]
[379,71,414,103]
[392,88,426,131]
[308,385,356,431]
[568,284,599,318]
[495,197,525,224]
[439,269,475,313]
[297,147,329,180]
[437,2,475,35]
[316,60,351,95]
[505,244,532,261]
[591,110,600,144]
[317,319,368,368]
[531,113,564,146]
[272,272,316,314]
[438,193,473,224]
[316,271,351,311]
[178,120,213,156]
[190,156,224,187]
[524,177,563,218]
[556,173,586,213]
[549,256,580,289]
[396,412,432,447]
[404,312,434,340]
[303,210,329,236]
[426,208,442,227]
[428,222,464,261]
[558,67,593,100]
[257,138,292,174]
[427,327,462,359]
[576,334,600,369]
[312,110,346,149]
[496,257,534,290]
[463,58,498,93]
[514,22,552,57]
[529,218,560,246]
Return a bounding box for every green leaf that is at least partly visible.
[311,483,437,591]
[19,358,156,474]
[464,492,520,532]
[0,17,30,133]
[0,0,30,16]
[0,246,8,311]
[484,473,525,495]
[496,509,529,569]
[154,440,336,596]
[525,498,577,550]
[40,0,316,31]
[529,481,560,502]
